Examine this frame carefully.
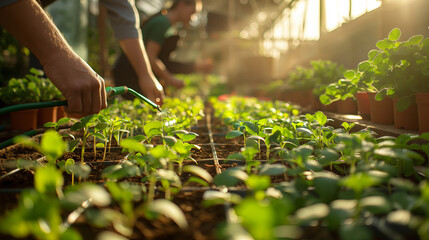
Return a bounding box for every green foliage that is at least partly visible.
[0,68,63,105]
[320,28,429,108]
[286,60,346,97]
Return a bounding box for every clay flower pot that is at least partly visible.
[320,100,337,112]
[10,109,38,131]
[37,106,58,126]
[336,98,358,114]
[416,92,429,133]
[56,106,67,120]
[393,99,419,130]
[296,89,313,107]
[312,95,323,110]
[368,92,394,124]
[355,92,370,120]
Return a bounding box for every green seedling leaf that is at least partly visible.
[244,121,259,135]
[144,121,162,138]
[341,172,378,195]
[296,127,312,136]
[35,165,64,194]
[183,165,214,183]
[395,96,412,112]
[368,49,379,60]
[341,122,355,132]
[202,190,242,206]
[226,130,244,139]
[375,89,387,101]
[314,111,327,126]
[63,184,111,208]
[162,136,177,147]
[319,94,331,105]
[13,135,38,149]
[41,130,66,163]
[305,159,323,172]
[227,152,246,161]
[60,228,83,240]
[67,139,80,152]
[64,158,75,174]
[16,159,42,170]
[57,117,71,126]
[343,70,355,80]
[360,196,391,215]
[314,172,340,202]
[258,164,286,176]
[92,133,107,141]
[120,138,147,154]
[246,175,270,191]
[388,28,401,41]
[358,61,371,72]
[407,35,423,45]
[386,210,412,226]
[185,176,209,187]
[376,38,394,50]
[295,203,329,222]
[155,169,181,187]
[340,223,372,240]
[67,163,91,179]
[150,145,176,160]
[293,145,314,160]
[214,168,248,187]
[173,130,198,142]
[102,162,140,180]
[146,199,189,230]
[43,122,57,128]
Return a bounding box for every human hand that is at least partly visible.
[138,74,165,106]
[43,53,107,118]
[164,74,185,89]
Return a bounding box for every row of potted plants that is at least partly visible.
[271,60,347,112]
[318,28,429,133]
[0,68,65,130]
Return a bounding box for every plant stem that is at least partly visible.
[148,176,156,203]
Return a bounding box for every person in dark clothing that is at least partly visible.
[112,0,212,97]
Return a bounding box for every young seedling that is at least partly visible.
[70,114,97,163]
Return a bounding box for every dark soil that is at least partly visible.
[0,114,252,240]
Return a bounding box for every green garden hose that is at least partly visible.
[0,86,161,115]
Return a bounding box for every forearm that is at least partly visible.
[0,0,75,67]
[150,56,174,81]
[119,38,156,81]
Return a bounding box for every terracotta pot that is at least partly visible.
[320,100,338,112]
[312,95,323,110]
[10,109,38,131]
[355,92,370,120]
[56,106,67,120]
[416,92,429,133]
[368,92,394,124]
[336,98,358,114]
[393,99,419,130]
[301,89,313,107]
[37,107,58,126]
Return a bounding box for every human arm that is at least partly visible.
[119,38,164,104]
[146,40,185,88]
[100,0,165,104]
[0,0,106,117]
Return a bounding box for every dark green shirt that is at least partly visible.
[141,14,172,45]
